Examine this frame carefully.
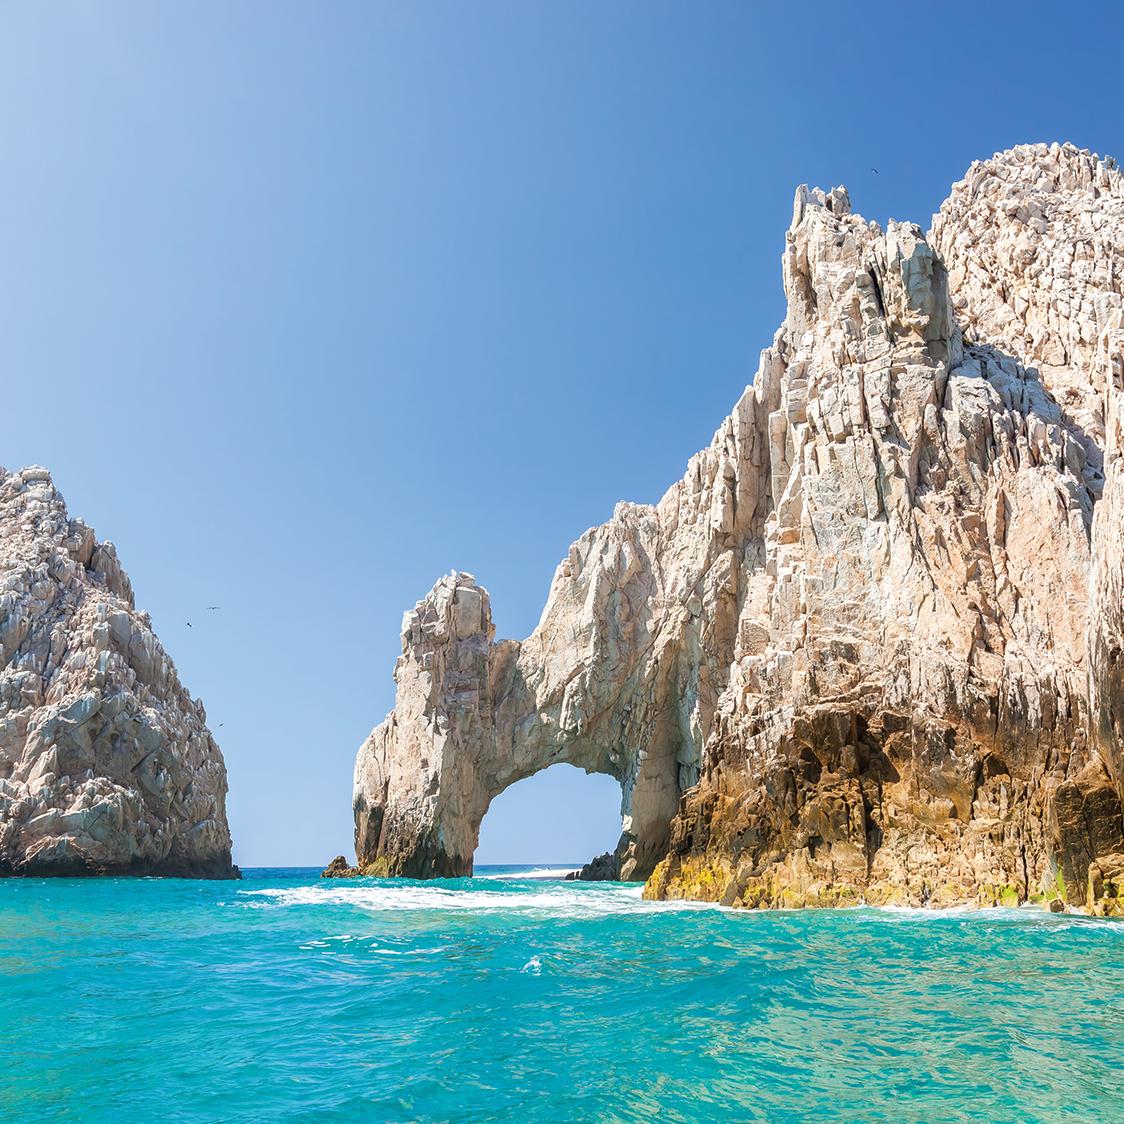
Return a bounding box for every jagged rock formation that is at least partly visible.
[355,143,1124,913]
[0,467,236,878]
[354,568,688,880]
[1089,331,1124,915]
[321,855,360,878]
[565,852,621,882]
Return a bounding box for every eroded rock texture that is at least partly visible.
[354,567,690,880]
[356,143,1124,912]
[0,467,236,878]
[565,852,620,882]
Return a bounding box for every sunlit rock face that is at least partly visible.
[354,568,685,881]
[0,467,236,878]
[356,143,1124,912]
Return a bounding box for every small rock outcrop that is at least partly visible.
[355,143,1124,913]
[0,467,236,878]
[565,851,621,882]
[321,855,360,878]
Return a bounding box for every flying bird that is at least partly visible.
[206,606,221,611]
[186,622,193,628]
[871,167,879,174]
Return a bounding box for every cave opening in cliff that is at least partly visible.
[474,763,623,871]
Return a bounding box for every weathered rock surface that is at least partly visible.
[353,566,686,880]
[355,143,1124,913]
[0,467,236,878]
[321,855,360,878]
[565,851,621,882]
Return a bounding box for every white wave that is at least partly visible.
[845,902,1124,930]
[238,880,716,918]
[856,903,1002,920]
[477,867,577,881]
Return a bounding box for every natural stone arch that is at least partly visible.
[353,558,721,881]
[354,359,758,884]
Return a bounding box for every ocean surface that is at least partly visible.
[2,866,1122,1122]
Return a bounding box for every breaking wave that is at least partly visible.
[478,867,578,880]
[238,879,716,917]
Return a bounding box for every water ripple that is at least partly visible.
[1,867,1122,1121]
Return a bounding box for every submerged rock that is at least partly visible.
[321,855,360,878]
[0,467,237,878]
[354,143,1124,913]
[565,852,621,882]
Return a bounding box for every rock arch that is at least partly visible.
[353,568,705,880]
[354,292,771,882]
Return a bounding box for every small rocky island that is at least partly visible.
[0,467,236,878]
[565,852,620,882]
[321,855,359,878]
[349,143,1124,916]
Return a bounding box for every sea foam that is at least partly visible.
[238,879,716,918]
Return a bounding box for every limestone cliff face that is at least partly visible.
[0,467,236,878]
[1087,211,1124,910]
[355,143,1124,913]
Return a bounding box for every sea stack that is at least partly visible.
[353,143,1124,914]
[0,467,237,877]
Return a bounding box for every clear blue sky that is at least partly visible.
[3,2,1122,867]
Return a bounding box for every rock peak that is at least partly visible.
[792,183,852,226]
[0,467,236,878]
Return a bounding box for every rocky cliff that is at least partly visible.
[0,467,236,877]
[354,143,1124,913]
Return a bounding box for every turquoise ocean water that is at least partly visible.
[2,866,1122,1122]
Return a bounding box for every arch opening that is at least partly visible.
[474,763,623,874]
